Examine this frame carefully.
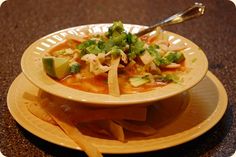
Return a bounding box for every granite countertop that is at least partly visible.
[0,0,235,156]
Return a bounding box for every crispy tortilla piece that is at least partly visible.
[42,100,103,157]
[79,108,145,123]
[36,91,147,123]
[65,106,147,123]
[78,120,125,142]
[139,50,154,65]
[33,91,150,144]
[77,122,111,137]
[107,120,125,142]
[108,56,120,96]
[45,91,147,122]
[81,120,125,142]
[27,103,57,125]
[98,120,125,142]
[115,120,157,136]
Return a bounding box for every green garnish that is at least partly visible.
[165,52,185,63]
[107,21,124,37]
[76,40,96,50]
[85,45,103,55]
[162,74,179,83]
[70,62,80,74]
[128,38,145,59]
[110,46,122,57]
[77,21,146,59]
[147,45,169,66]
[129,75,150,87]
[127,33,145,59]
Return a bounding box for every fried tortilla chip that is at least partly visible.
[94,120,125,142]
[107,120,125,142]
[115,120,157,135]
[43,92,147,122]
[67,106,147,123]
[108,56,120,96]
[42,99,103,157]
[27,103,57,125]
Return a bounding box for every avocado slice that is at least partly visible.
[42,57,70,79]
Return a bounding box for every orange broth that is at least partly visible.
[49,40,185,95]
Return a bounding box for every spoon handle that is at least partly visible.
[135,2,205,37]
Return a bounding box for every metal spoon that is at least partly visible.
[135,2,205,37]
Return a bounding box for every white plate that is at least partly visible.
[7,71,227,154]
[21,24,208,106]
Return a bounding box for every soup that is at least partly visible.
[42,21,186,96]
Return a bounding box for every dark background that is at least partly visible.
[0,0,235,156]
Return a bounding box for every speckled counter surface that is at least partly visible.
[0,0,235,156]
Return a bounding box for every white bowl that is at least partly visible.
[21,24,208,106]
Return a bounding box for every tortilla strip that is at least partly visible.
[139,50,153,65]
[63,106,147,123]
[108,56,120,96]
[106,120,125,142]
[77,120,125,142]
[42,100,103,157]
[27,103,57,125]
[37,92,147,123]
[115,120,157,135]
[77,122,111,137]
[92,120,125,142]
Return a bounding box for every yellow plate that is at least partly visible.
[21,24,208,106]
[7,71,227,154]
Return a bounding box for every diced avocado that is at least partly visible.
[129,76,150,87]
[42,57,70,79]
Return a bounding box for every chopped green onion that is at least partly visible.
[70,62,80,74]
[129,75,150,87]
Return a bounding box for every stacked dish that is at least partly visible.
[7,23,227,156]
